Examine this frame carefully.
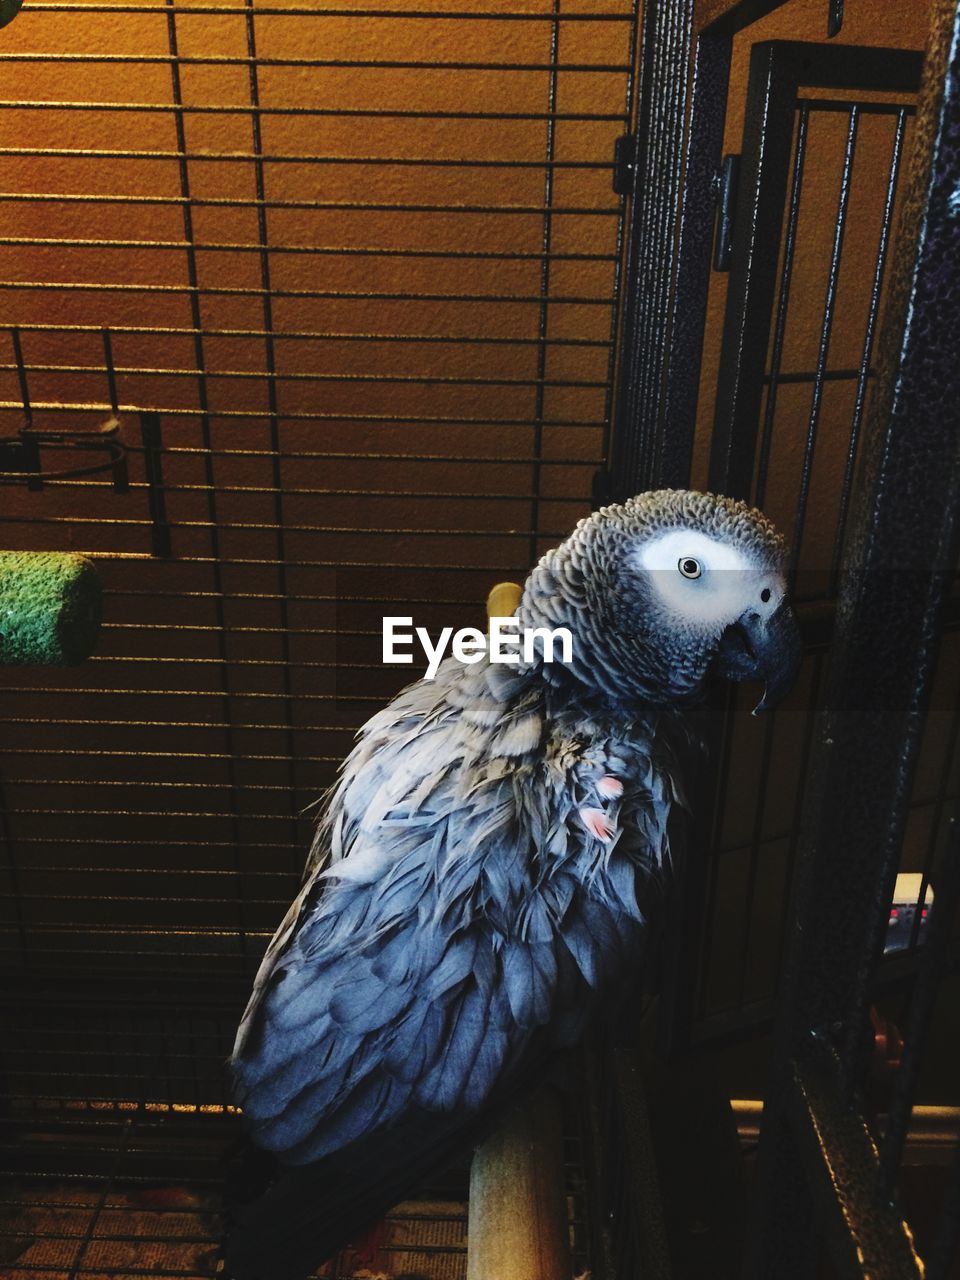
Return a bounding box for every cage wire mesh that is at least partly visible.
[2,1,959,1276]
[0,1,640,1275]
[0,0,642,1006]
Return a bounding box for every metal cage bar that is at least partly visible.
[707,41,924,503]
[746,2,960,1274]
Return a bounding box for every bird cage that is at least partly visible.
[1,0,958,1277]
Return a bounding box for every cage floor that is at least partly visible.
[0,1103,593,1280]
[0,1109,471,1280]
[0,1185,469,1280]
[0,998,596,1278]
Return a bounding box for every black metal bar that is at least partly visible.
[0,556,526,573]
[790,1048,924,1278]
[747,3,960,1273]
[138,413,171,559]
[908,695,960,953]
[0,400,609,426]
[762,368,869,384]
[99,330,129,494]
[755,103,808,507]
[604,13,649,480]
[5,5,635,18]
[5,333,41,490]
[526,1,560,564]
[0,363,607,391]
[697,0,791,36]
[830,107,908,592]
[10,327,32,428]
[708,43,923,502]
[656,25,734,487]
[9,481,592,504]
[243,0,299,860]
[0,99,630,121]
[712,153,740,271]
[624,0,695,479]
[606,0,697,496]
[65,1115,135,1278]
[1,512,579,538]
[163,0,256,965]
[612,132,637,197]
[1,453,593,473]
[708,42,801,500]
[4,855,300,865]
[0,146,616,169]
[29,479,597,501]
[0,52,632,72]
[0,324,612,347]
[7,839,301,853]
[0,192,621,215]
[0,280,615,304]
[796,98,916,115]
[830,25,960,1102]
[0,238,617,263]
[790,106,859,569]
[6,768,316,788]
[652,17,755,1055]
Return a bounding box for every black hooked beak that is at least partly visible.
[714,599,802,715]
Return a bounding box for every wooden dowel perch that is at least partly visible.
[467,1089,570,1280]
[485,580,524,627]
[465,583,571,1280]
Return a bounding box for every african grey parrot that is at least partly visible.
[222,489,801,1279]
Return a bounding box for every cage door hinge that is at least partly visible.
[612,133,638,196]
[712,153,740,272]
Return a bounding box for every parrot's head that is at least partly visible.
[520,489,802,714]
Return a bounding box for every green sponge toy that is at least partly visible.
[0,552,102,665]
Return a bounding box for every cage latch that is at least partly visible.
[612,133,638,196]
[712,154,740,272]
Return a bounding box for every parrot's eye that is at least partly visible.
[678,557,702,580]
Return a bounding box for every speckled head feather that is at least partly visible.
[614,489,786,556]
[518,489,791,708]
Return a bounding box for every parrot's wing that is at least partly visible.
[230,664,590,1167]
[224,661,665,1279]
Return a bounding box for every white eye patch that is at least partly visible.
[634,530,763,626]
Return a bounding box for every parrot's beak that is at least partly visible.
[714,600,802,715]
